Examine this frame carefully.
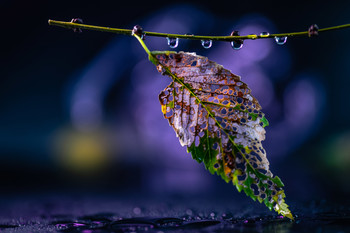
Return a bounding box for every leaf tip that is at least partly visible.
[286,213,294,221]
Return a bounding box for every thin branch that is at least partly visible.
[48,19,350,41]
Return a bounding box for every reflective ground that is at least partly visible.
[0,195,349,233]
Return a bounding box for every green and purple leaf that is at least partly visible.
[152,51,293,220]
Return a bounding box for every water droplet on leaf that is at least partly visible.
[275,36,287,45]
[166,37,179,49]
[201,40,212,49]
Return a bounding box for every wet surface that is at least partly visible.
[0,195,349,233]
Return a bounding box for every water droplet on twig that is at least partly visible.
[70,18,83,33]
[201,40,212,49]
[230,30,243,50]
[259,32,270,37]
[132,25,145,40]
[249,34,257,40]
[274,36,287,45]
[166,37,179,48]
[231,41,243,50]
[308,24,319,37]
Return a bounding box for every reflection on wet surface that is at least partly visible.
[48,213,350,233]
[0,197,349,233]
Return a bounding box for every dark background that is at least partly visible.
[1,0,350,209]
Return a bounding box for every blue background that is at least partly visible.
[1,0,349,208]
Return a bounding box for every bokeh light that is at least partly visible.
[1,2,349,203]
[61,7,327,195]
[53,127,111,176]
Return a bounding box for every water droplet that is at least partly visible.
[186,209,193,216]
[260,32,270,37]
[231,40,243,50]
[201,40,212,49]
[70,18,83,33]
[230,30,240,37]
[55,224,69,230]
[249,34,257,40]
[166,37,179,49]
[230,30,243,50]
[133,207,142,215]
[132,25,145,40]
[308,24,319,37]
[275,36,287,45]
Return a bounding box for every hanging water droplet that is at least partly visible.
[166,37,179,49]
[275,36,287,45]
[230,30,243,50]
[231,40,243,50]
[260,32,270,37]
[201,40,212,49]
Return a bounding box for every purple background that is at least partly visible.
[1,0,350,208]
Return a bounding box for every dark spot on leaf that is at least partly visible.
[258,169,267,175]
[236,162,246,171]
[238,174,247,181]
[174,53,182,63]
[251,184,259,196]
[166,109,173,118]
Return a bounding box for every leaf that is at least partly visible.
[151,51,293,220]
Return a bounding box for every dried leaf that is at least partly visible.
[151,51,293,220]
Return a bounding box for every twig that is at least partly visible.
[48,19,350,42]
